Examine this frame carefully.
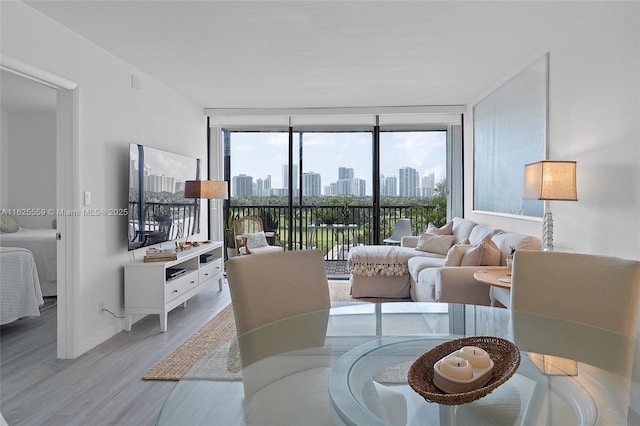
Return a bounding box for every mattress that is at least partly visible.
[0,228,57,296]
[0,247,44,325]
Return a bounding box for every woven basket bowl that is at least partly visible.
[407,336,521,406]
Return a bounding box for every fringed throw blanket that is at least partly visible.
[348,246,419,277]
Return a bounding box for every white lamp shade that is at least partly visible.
[184,180,228,199]
[523,161,577,201]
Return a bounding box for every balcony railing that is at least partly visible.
[227,205,437,259]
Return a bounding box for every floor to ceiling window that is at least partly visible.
[297,130,373,259]
[379,130,447,237]
[217,112,462,260]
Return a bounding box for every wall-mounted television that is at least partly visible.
[128,143,201,250]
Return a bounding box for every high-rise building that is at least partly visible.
[338,167,354,180]
[398,166,420,197]
[325,183,337,196]
[420,172,435,198]
[144,174,176,193]
[232,174,253,197]
[353,178,366,196]
[336,179,351,196]
[380,175,397,197]
[302,172,322,196]
[254,175,272,197]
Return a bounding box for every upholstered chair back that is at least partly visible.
[226,249,330,336]
[511,250,640,336]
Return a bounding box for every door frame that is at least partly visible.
[1,55,78,359]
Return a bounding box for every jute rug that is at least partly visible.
[143,280,410,381]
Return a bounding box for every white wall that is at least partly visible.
[464,2,640,260]
[1,2,208,357]
[1,111,57,229]
[0,110,8,207]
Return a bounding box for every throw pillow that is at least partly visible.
[426,221,453,235]
[244,231,268,249]
[459,237,502,266]
[460,244,483,266]
[444,243,472,266]
[479,236,502,266]
[0,215,20,233]
[415,233,455,255]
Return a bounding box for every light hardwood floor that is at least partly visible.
[0,282,232,426]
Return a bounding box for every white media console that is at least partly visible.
[124,241,224,332]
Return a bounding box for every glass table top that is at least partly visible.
[157,302,639,425]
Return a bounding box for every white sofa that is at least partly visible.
[347,217,541,305]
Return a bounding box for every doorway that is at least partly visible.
[0,57,77,358]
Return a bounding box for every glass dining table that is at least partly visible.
[156,302,640,425]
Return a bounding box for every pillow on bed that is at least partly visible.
[0,215,20,233]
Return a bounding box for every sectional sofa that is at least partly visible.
[347,217,541,305]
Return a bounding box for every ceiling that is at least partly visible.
[13,1,599,110]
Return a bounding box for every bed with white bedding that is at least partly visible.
[0,228,57,296]
[0,247,44,325]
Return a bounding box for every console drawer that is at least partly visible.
[200,258,223,283]
[165,271,198,302]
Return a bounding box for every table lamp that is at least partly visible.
[184,180,228,246]
[523,161,577,251]
[184,180,229,200]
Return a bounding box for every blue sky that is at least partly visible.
[230,131,446,195]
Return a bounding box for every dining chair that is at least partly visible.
[508,250,640,424]
[383,218,413,244]
[226,249,405,425]
[510,250,640,336]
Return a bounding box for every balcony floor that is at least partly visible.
[325,260,350,280]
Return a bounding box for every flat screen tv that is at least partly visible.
[128,143,201,250]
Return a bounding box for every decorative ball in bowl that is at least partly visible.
[407,336,520,405]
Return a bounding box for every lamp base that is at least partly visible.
[542,210,553,251]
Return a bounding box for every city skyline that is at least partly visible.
[228,130,446,197]
[231,165,437,198]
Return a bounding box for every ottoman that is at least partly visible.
[347,245,428,298]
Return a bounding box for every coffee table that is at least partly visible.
[473,267,511,307]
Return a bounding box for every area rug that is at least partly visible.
[40,297,57,312]
[143,280,410,381]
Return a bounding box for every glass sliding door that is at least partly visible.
[296,130,373,259]
[221,120,455,255]
[379,130,447,239]
[223,130,291,252]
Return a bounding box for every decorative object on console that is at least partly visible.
[523,160,577,251]
[144,247,177,262]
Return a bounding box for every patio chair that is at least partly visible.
[383,218,412,244]
[232,215,283,255]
